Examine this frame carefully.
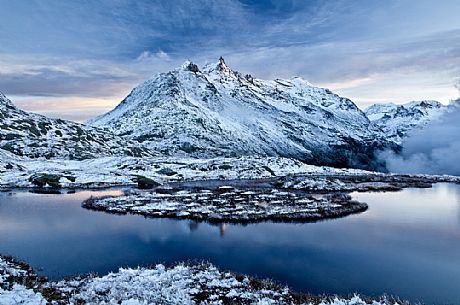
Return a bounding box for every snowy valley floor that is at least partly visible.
[0,255,410,305]
[2,153,459,191]
[2,153,459,222]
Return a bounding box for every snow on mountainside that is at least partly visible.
[0,92,151,160]
[365,100,447,144]
[90,57,391,169]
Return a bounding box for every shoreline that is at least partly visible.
[0,255,409,305]
[2,155,459,191]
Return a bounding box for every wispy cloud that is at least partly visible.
[0,0,459,120]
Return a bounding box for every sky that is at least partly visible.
[0,0,459,122]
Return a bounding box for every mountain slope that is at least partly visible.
[90,58,392,169]
[365,100,447,144]
[0,92,151,159]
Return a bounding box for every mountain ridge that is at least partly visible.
[89,58,393,169]
[0,92,152,160]
[365,100,448,144]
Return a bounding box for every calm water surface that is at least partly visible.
[0,184,459,304]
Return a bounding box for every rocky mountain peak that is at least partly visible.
[217,56,229,71]
[200,56,236,77]
[88,58,392,170]
[182,61,200,73]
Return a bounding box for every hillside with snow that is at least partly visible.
[0,92,151,160]
[365,100,447,144]
[90,57,392,169]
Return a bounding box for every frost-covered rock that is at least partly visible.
[365,100,447,144]
[89,58,391,169]
[0,92,151,160]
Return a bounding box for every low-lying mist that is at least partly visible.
[379,99,460,176]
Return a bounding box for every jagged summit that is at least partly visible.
[217,56,230,72]
[182,61,200,73]
[89,58,393,169]
[199,56,237,76]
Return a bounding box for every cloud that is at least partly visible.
[214,28,460,106]
[0,0,459,121]
[229,29,460,81]
[1,68,121,97]
[137,50,171,62]
[380,101,460,176]
[0,52,186,121]
[0,53,184,98]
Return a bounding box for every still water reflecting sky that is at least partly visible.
[0,184,459,304]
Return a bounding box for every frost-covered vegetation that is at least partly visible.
[0,256,48,305]
[0,256,408,305]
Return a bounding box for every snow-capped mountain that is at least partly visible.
[0,92,151,160]
[365,100,447,144]
[90,57,391,169]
